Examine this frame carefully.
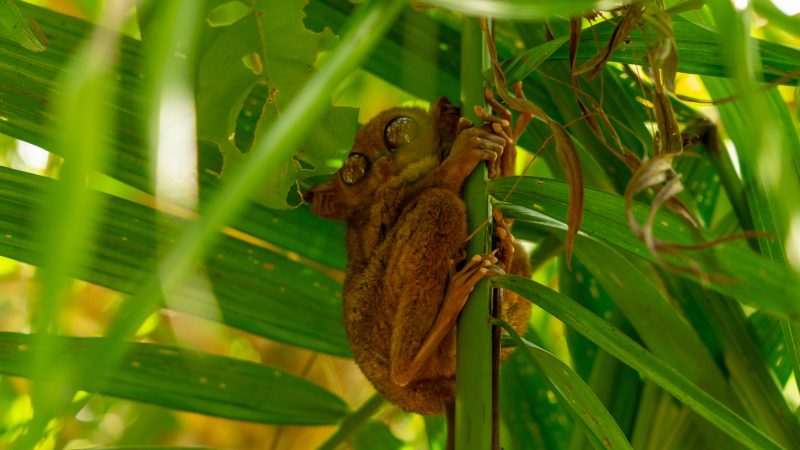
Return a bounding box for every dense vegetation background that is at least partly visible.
[0,0,799,449]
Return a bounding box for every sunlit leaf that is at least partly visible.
[195,0,358,208]
[0,0,46,51]
[0,332,347,425]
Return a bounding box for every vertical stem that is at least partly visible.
[455,17,492,450]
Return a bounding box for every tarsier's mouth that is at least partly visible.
[304,186,340,217]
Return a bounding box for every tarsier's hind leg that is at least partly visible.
[387,188,501,389]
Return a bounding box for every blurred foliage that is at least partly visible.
[0,0,798,449]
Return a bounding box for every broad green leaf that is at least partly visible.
[0,0,45,51]
[492,176,800,322]
[0,332,347,425]
[422,0,626,20]
[195,0,358,208]
[0,166,350,356]
[497,320,633,450]
[493,275,783,450]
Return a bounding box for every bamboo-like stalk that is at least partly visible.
[455,17,493,450]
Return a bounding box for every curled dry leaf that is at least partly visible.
[573,2,643,78]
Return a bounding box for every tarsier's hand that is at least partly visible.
[442,119,508,187]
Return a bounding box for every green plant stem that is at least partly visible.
[317,393,384,450]
[455,16,493,450]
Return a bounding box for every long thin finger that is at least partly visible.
[475,105,511,129]
[491,122,513,143]
[485,87,512,121]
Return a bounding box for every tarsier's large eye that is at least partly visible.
[384,116,418,150]
[340,153,370,185]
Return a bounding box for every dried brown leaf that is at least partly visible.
[573,3,644,78]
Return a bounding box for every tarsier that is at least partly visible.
[305,90,531,423]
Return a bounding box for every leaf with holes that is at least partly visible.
[195,0,358,208]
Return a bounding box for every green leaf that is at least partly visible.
[0,2,347,271]
[501,328,573,450]
[422,0,626,20]
[318,393,385,450]
[0,166,350,356]
[0,332,347,425]
[558,259,641,449]
[492,176,800,322]
[353,421,405,450]
[496,320,633,450]
[195,0,358,208]
[0,0,46,51]
[502,35,569,83]
[493,275,783,450]
[574,243,733,404]
[548,16,800,85]
[750,311,793,385]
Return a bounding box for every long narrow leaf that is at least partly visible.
[0,166,350,356]
[492,274,783,450]
[0,0,45,51]
[0,332,347,425]
[496,320,633,450]
[492,176,800,322]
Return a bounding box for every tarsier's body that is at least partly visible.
[306,95,531,416]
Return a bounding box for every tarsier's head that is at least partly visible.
[304,97,460,221]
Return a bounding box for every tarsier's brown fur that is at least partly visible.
[305,96,531,416]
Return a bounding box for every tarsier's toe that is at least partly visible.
[493,209,516,273]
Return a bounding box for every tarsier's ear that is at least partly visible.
[430,96,461,159]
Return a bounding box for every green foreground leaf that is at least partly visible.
[0,166,349,356]
[497,320,633,450]
[493,275,783,450]
[492,176,800,322]
[0,332,347,425]
[0,0,45,51]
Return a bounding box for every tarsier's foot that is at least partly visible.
[447,252,504,303]
[493,209,516,273]
[393,253,502,387]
